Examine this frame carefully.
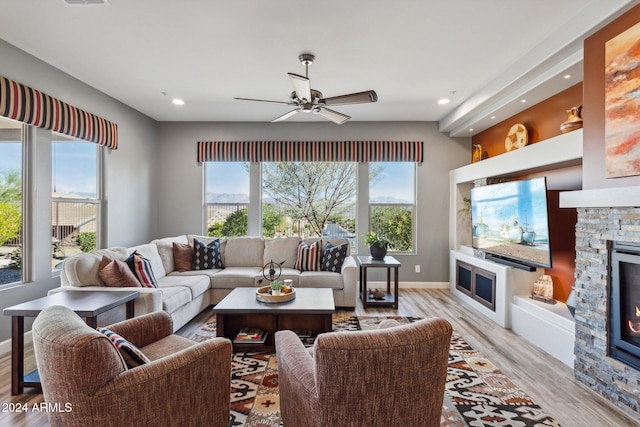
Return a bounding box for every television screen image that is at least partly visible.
[470,177,551,268]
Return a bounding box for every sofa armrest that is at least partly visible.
[275,330,319,422]
[94,338,232,426]
[106,311,173,348]
[340,255,358,307]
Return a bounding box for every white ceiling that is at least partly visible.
[0,0,637,135]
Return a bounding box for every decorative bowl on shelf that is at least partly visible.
[256,285,296,303]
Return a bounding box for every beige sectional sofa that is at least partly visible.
[50,235,357,331]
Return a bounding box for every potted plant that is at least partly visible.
[363,232,389,260]
[270,280,283,295]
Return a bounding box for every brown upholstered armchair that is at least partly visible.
[275,317,452,427]
[32,306,232,427]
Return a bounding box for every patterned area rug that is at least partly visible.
[186,313,560,427]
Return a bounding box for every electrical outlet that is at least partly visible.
[415,265,420,273]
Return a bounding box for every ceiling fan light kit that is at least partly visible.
[234,53,377,124]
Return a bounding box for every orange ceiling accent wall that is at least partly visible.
[471,83,583,160]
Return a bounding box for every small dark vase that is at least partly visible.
[369,242,387,260]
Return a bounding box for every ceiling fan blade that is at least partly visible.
[288,73,312,102]
[271,109,299,123]
[316,107,350,125]
[234,97,294,105]
[320,90,378,106]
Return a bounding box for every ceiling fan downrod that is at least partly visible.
[299,53,315,78]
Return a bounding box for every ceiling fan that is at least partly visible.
[234,53,378,124]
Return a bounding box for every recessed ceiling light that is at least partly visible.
[520,99,527,103]
[172,98,185,105]
[562,74,573,79]
[491,116,496,120]
[438,98,450,105]
[469,128,474,132]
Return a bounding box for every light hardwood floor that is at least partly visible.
[1,289,638,426]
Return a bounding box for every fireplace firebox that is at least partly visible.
[610,241,640,370]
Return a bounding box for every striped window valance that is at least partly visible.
[0,75,118,149]
[197,141,423,163]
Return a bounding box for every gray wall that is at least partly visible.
[0,39,157,341]
[155,121,470,283]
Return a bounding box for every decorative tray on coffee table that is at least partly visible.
[256,286,296,303]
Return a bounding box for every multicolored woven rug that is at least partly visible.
[186,313,560,427]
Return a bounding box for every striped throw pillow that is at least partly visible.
[295,240,321,271]
[125,251,158,288]
[98,327,150,369]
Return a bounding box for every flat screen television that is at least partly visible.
[470,177,552,269]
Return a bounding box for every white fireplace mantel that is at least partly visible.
[560,186,640,208]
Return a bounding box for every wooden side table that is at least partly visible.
[3,290,139,395]
[356,255,401,309]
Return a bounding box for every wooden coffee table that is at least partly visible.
[213,287,335,351]
[3,290,139,395]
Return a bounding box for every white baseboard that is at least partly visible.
[362,281,449,289]
[0,331,32,357]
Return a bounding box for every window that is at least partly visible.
[261,162,356,244]
[204,162,250,237]
[51,134,101,272]
[203,160,414,254]
[369,162,415,252]
[0,117,24,285]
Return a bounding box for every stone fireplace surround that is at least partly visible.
[574,206,640,418]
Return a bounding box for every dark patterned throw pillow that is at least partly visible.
[192,238,223,270]
[321,242,349,272]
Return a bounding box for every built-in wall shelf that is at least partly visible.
[449,129,583,250]
[450,248,542,328]
[449,131,582,367]
[451,129,583,184]
[511,295,575,368]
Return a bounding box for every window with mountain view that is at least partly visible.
[52,134,101,272]
[369,162,415,252]
[0,117,24,286]
[205,162,250,236]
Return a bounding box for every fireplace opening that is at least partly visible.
[610,241,640,370]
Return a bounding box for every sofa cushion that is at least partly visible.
[224,237,264,267]
[128,243,166,279]
[321,242,349,273]
[263,237,300,269]
[98,256,141,288]
[155,285,193,314]
[98,327,150,369]
[299,271,344,290]
[151,235,188,273]
[61,247,129,287]
[125,252,158,288]
[210,267,262,288]
[156,274,210,299]
[295,240,321,272]
[193,238,223,270]
[256,267,300,287]
[172,242,193,272]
